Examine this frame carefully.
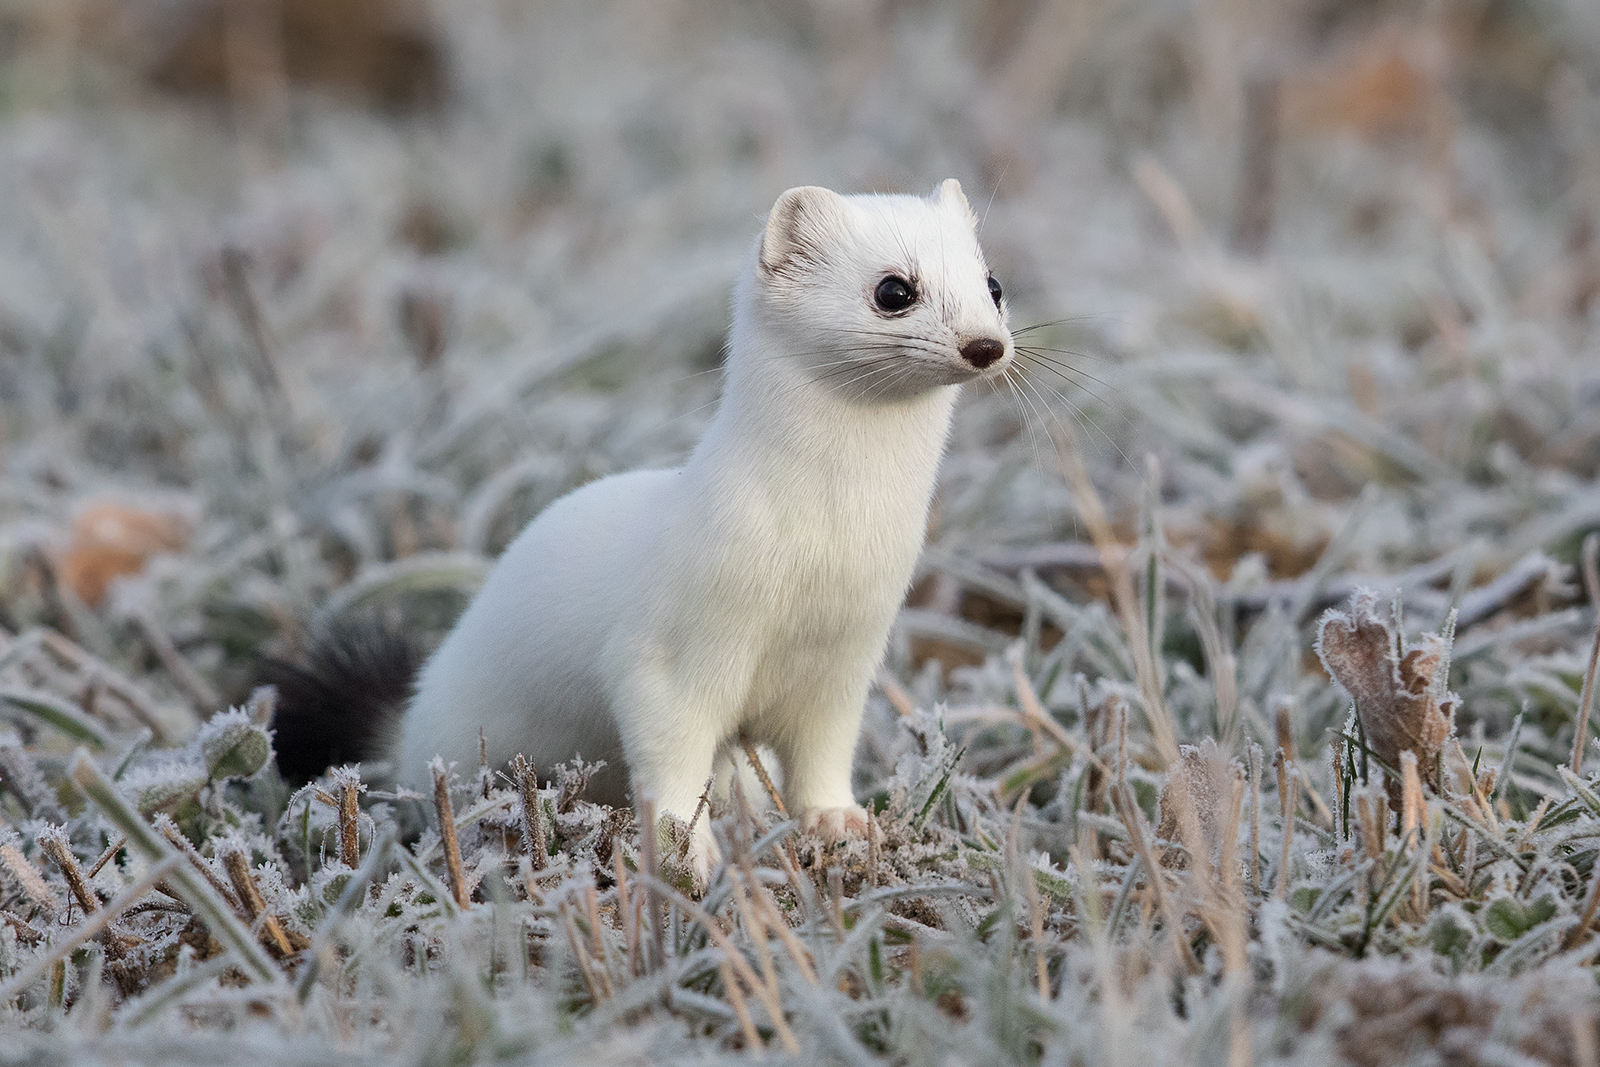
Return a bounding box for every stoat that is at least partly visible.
[270,180,1013,879]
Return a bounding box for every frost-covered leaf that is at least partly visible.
[1483,895,1558,943]
[198,709,273,781]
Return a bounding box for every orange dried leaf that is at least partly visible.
[1316,591,1456,801]
[55,503,192,607]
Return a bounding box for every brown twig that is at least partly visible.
[154,815,242,913]
[431,760,471,910]
[1009,644,1080,755]
[738,735,786,816]
[1109,783,1196,971]
[560,901,610,1003]
[684,775,715,856]
[1582,532,1600,612]
[745,877,817,986]
[219,846,294,958]
[1276,774,1299,900]
[336,768,362,869]
[876,669,917,717]
[867,809,880,891]
[584,881,613,990]
[479,729,492,800]
[1401,752,1426,917]
[641,872,800,1053]
[0,910,44,945]
[512,756,546,867]
[37,829,97,914]
[720,957,764,1053]
[729,867,782,1019]
[86,836,126,879]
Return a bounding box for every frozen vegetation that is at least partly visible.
[2,0,1600,1062]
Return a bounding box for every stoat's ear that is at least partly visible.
[937,178,977,226]
[760,186,847,278]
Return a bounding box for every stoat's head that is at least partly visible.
[749,179,1013,402]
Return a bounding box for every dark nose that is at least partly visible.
[959,337,1005,369]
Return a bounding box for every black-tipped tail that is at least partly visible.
[263,617,422,784]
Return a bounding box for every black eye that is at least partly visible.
[874,275,916,312]
[987,274,1003,307]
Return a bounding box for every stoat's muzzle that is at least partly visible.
[959,337,1006,370]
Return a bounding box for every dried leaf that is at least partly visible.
[1316,591,1457,801]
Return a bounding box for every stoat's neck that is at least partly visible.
[684,313,958,529]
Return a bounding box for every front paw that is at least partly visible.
[800,805,871,840]
[686,830,721,890]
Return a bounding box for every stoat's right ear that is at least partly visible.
[759,186,847,278]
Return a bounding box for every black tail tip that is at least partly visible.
[262,616,422,785]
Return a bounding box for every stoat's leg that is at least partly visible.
[620,693,725,886]
[772,686,871,840]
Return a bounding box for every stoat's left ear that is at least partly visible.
[937,178,977,226]
[760,186,848,278]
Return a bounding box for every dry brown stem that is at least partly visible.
[739,734,786,816]
[0,844,61,920]
[85,836,125,879]
[219,845,294,958]
[560,900,609,1003]
[153,815,242,913]
[876,669,916,717]
[37,829,97,914]
[431,760,470,910]
[1401,752,1426,917]
[1111,782,1197,971]
[129,608,221,714]
[1276,773,1299,900]
[646,872,800,1053]
[336,769,361,869]
[612,847,639,978]
[511,755,546,867]
[720,956,764,1054]
[1567,851,1600,951]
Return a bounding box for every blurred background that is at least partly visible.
[0,0,1598,746]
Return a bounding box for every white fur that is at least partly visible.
[395,180,1012,877]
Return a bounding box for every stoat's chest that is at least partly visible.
[641,438,934,681]
[707,468,928,619]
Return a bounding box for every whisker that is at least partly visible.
[810,354,903,387]
[861,364,910,405]
[1013,342,1115,365]
[1003,365,1053,478]
[842,361,906,403]
[1009,316,1095,336]
[1014,364,1134,468]
[1015,356,1133,426]
[1015,349,1126,401]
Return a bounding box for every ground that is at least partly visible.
[1,1,1599,1063]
